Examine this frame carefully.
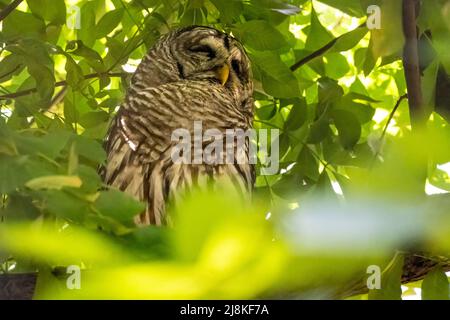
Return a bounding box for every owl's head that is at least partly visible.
[140,26,253,104]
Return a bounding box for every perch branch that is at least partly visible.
[402,0,425,128]
[337,254,450,298]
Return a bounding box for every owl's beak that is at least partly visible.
[214,64,230,86]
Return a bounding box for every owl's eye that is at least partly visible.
[231,59,241,75]
[188,45,216,59]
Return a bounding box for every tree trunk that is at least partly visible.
[0,273,37,300]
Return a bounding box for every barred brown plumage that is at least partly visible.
[100,26,254,226]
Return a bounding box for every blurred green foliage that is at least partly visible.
[0,0,450,299]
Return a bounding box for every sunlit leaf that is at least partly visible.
[94,189,146,226]
[235,20,288,51]
[25,175,82,190]
[422,267,450,300]
[369,254,404,300]
[95,8,125,39]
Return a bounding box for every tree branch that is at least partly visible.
[402,0,425,128]
[370,94,409,167]
[0,0,23,22]
[290,22,366,72]
[337,253,450,298]
[0,72,129,100]
[380,94,408,143]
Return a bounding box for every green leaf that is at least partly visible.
[256,104,277,120]
[369,254,404,300]
[252,0,300,16]
[317,0,365,17]
[1,193,40,221]
[307,117,330,144]
[271,172,302,200]
[74,135,107,164]
[354,47,367,71]
[77,164,102,193]
[284,98,308,130]
[422,267,450,300]
[418,0,450,73]
[422,59,439,109]
[305,7,334,51]
[210,0,243,23]
[331,27,368,53]
[318,77,344,104]
[260,71,300,99]
[346,92,380,103]
[325,52,350,78]
[78,0,100,47]
[66,40,105,72]
[2,10,46,40]
[94,189,146,226]
[235,20,288,51]
[370,0,404,59]
[65,55,85,88]
[363,42,377,76]
[0,122,18,156]
[334,95,375,124]
[26,0,66,25]
[63,91,80,124]
[429,168,450,192]
[0,54,25,82]
[331,109,362,149]
[15,130,72,159]
[251,52,300,98]
[25,175,82,190]
[0,155,30,194]
[26,61,55,102]
[105,37,127,64]
[95,8,124,39]
[7,39,56,101]
[79,111,110,129]
[44,190,90,222]
[296,147,319,180]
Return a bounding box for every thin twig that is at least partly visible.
[371,94,408,166]
[380,94,408,142]
[290,22,367,72]
[0,72,129,100]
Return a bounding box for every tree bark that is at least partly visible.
[0,273,37,300]
[402,0,426,128]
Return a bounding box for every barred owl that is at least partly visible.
[101,26,255,226]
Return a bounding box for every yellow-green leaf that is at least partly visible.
[25,175,82,190]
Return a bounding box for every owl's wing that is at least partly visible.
[101,84,187,225]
